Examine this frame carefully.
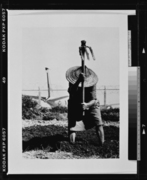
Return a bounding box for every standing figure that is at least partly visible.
[66,66,105,145]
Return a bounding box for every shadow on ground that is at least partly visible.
[22,125,119,158]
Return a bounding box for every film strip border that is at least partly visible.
[137,4,147,175]
[1,6,8,176]
[128,3,147,175]
[0,2,146,180]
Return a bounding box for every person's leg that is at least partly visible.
[90,101,104,145]
[95,125,105,146]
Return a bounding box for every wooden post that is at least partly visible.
[79,40,96,116]
[80,41,86,117]
[82,57,85,116]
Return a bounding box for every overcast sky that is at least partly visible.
[8,10,136,91]
[22,26,119,90]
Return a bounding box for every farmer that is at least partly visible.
[66,66,105,146]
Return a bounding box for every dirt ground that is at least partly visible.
[22,119,119,159]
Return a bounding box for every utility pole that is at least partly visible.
[45,67,50,99]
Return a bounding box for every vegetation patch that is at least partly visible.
[22,95,119,159]
[22,124,119,159]
[22,95,119,121]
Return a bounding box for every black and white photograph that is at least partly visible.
[8,10,137,174]
[21,18,119,159]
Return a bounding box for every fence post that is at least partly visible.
[104,86,106,107]
[38,87,41,106]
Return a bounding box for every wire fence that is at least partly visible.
[22,86,119,107]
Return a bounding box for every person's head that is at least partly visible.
[66,66,98,87]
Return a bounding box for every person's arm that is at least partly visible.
[82,99,97,110]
